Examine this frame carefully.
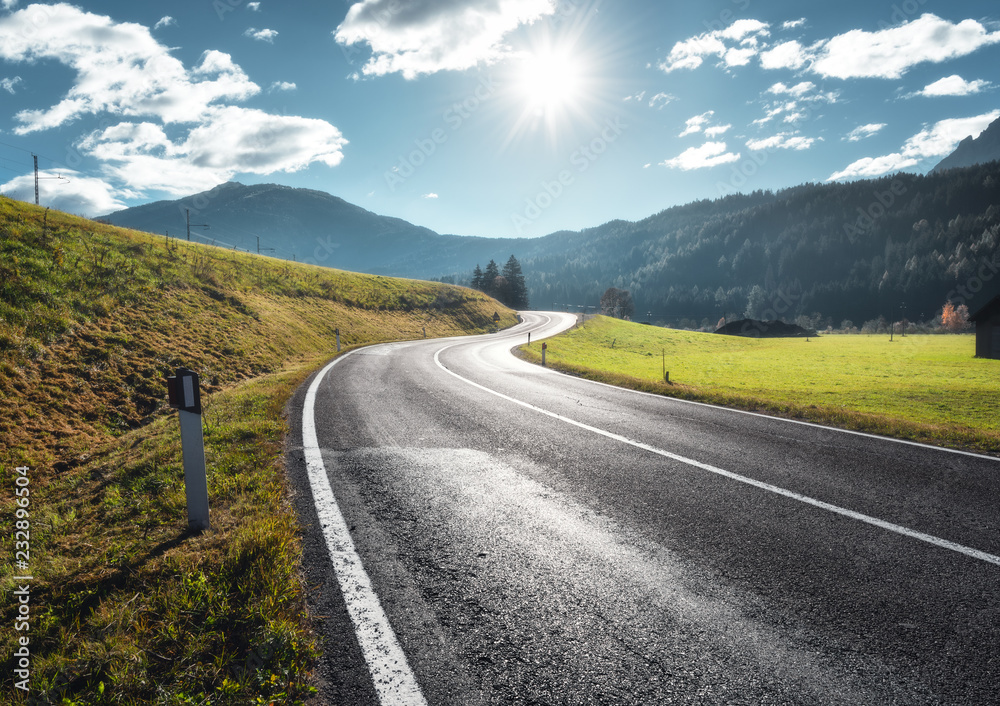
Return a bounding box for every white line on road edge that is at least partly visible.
[435,345,1000,568]
[510,314,998,463]
[573,372,1000,462]
[302,351,428,706]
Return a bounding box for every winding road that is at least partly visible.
[285,312,1000,705]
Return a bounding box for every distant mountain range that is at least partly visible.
[103,181,520,276]
[105,160,1000,326]
[932,115,1000,172]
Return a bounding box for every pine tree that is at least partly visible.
[501,255,529,309]
[471,264,484,291]
[483,260,500,297]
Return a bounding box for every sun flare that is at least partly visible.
[517,48,584,113]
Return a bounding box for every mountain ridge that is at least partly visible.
[103,163,1000,326]
[932,116,1000,172]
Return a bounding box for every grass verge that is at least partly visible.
[517,316,1000,454]
[1,196,516,703]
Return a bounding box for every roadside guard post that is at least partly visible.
[542,342,547,366]
[166,368,210,531]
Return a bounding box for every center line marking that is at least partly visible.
[434,344,1000,568]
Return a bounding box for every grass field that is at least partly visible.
[0,196,516,703]
[518,315,1000,453]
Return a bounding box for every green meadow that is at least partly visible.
[519,316,999,453]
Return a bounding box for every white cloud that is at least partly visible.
[0,4,347,198]
[269,81,297,92]
[767,81,815,97]
[663,14,1000,80]
[80,108,348,194]
[154,16,175,30]
[752,105,785,126]
[659,19,770,73]
[916,75,991,97]
[811,14,1000,79]
[422,192,439,199]
[845,123,886,142]
[679,111,714,137]
[2,0,18,9]
[1,75,21,93]
[828,153,920,181]
[648,92,674,109]
[649,93,677,109]
[244,27,278,43]
[1,169,133,216]
[746,132,816,151]
[624,91,674,109]
[901,112,1000,159]
[0,5,260,132]
[723,47,757,67]
[754,82,836,127]
[704,124,732,138]
[829,110,1000,180]
[782,19,806,30]
[759,40,808,70]
[661,142,741,170]
[247,2,261,10]
[334,0,556,79]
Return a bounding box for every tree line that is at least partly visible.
[518,161,1000,326]
[471,255,529,309]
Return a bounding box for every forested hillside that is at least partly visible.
[104,163,1000,327]
[523,162,1000,326]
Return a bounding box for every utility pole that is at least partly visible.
[30,154,68,206]
[256,236,274,255]
[186,209,209,241]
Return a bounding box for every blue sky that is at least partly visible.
[1,0,998,239]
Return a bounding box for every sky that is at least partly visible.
[0,0,998,240]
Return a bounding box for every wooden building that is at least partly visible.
[970,294,1000,359]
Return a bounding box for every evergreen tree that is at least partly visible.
[471,264,484,291]
[501,255,529,309]
[483,259,500,297]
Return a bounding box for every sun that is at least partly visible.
[516,47,584,114]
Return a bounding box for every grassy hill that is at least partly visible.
[519,316,999,454]
[0,196,516,703]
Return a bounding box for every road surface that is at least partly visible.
[285,312,1000,705]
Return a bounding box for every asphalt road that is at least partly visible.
[285,312,1000,705]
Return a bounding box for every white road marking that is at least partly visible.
[302,351,428,706]
[434,344,1000,568]
[573,373,1000,462]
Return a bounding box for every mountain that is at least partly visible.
[104,163,1000,326]
[932,116,1000,172]
[103,181,523,276]
[526,165,1000,326]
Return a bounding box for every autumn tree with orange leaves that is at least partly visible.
[941,301,971,332]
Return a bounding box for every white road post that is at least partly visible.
[167,368,210,531]
[542,342,547,366]
[335,328,341,353]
